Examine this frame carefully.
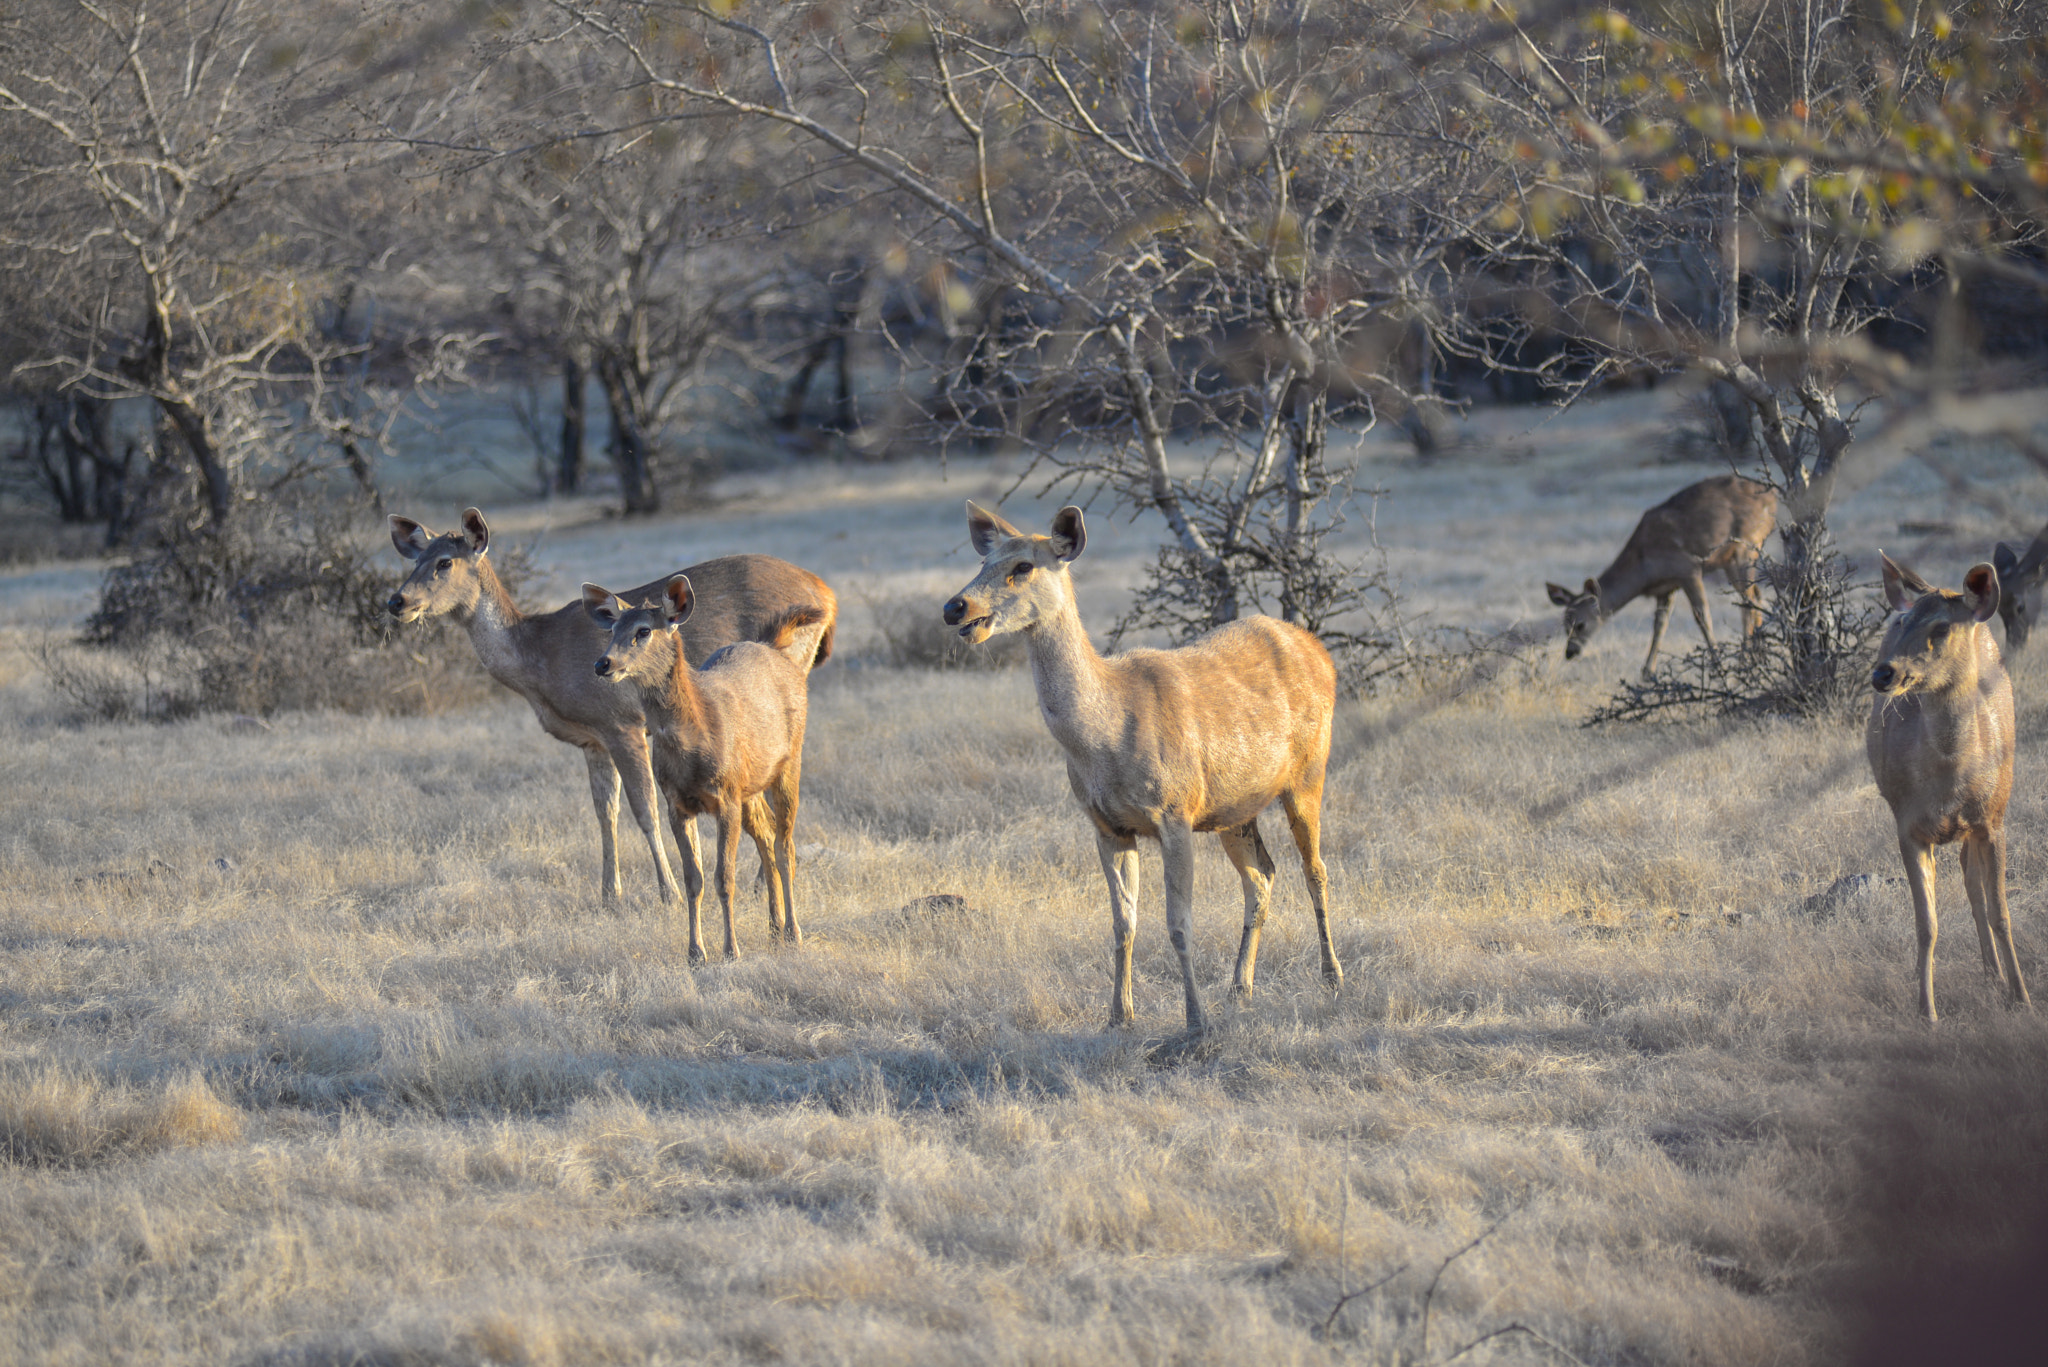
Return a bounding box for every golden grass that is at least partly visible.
[3,412,2046,1364]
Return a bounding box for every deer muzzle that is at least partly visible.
[594,657,614,677]
[942,595,970,627]
[1871,662,1897,692]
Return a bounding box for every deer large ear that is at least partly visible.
[967,500,1023,556]
[390,516,433,560]
[1995,542,2020,578]
[582,583,621,628]
[1544,581,1574,607]
[1962,563,2001,623]
[461,507,490,555]
[1878,551,1928,612]
[664,574,695,628]
[1049,506,1087,562]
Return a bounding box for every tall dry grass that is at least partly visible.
[2,405,2045,1365]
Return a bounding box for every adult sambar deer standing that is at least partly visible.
[1868,552,2028,1022]
[386,508,835,909]
[942,502,1342,1032]
[585,575,821,963]
[1546,474,1775,677]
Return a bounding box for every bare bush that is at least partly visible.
[862,590,1026,671]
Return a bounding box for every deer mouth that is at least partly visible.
[957,614,992,642]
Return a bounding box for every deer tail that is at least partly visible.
[758,605,828,653]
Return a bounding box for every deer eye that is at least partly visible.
[1010,562,1034,582]
[635,626,651,642]
[436,558,452,573]
[1928,623,1951,644]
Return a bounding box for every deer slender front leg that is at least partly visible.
[1219,820,1275,1002]
[583,749,623,900]
[1971,834,2031,1007]
[611,735,681,906]
[1683,576,1715,649]
[671,813,707,965]
[1643,593,1674,678]
[1095,830,1141,1028]
[1959,838,2001,978]
[1900,835,1940,1022]
[1158,817,1207,1032]
[715,806,744,962]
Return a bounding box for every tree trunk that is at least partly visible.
[595,351,659,515]
[558,353,587,494]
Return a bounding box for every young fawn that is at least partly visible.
[585,574,822,964]
[942,501,1342,1032]
[1868,552,2028,1021]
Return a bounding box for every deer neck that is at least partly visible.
[1022,587,1114,754]
[643,635,713,747]
[455,559,529,682]
[1594,553,1655,617]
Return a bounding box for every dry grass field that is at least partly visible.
[4,391,2047,1366]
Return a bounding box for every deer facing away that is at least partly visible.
[1546,474,1775,678]
[585,575,822,963]
[386,508,835,915]
[1867,552,2027,1022]
[1992,520,2048,650]
[942,501,1342,1032]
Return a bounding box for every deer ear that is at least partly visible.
[1049,506,1087,561]
[582,583,620,628]
[967,500,1023,556]
[390,516,432,560]
[1545,581,1574,607]
[1878,552,1925,612]
[1995,542,2020,577]
[461,507,490,555]
[1583,578,1599,598]
[664,574,695,627]
[1962,563,2001,623]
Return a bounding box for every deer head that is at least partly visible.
[942,501,1086,644]
[585,574,693,682]
[1870,552,2000,695]
[1992,529,2048,649]
[386,508,492,622]
[1544,578,1604,660]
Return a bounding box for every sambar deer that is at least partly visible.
[585,576,821,963]
[385,508,835,914]
[1992,520,2048,649]
[1546,474,1775,678]
[942,502,1342,1032]
[1867,552,2028,1022]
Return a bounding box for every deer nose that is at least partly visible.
[594,657,612,677]
[1563,639,1581,660]
[943,596,968,626]
[1871,663,1896,691]
[385,593,406,617]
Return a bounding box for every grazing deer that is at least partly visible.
[1992,521,2048,649]
[585,576,820,963]
[1867,553,2028,1022]
[942,501,1342,1032]
[385,508,835,914]
[1546,474,1776,678]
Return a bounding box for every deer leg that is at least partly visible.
[1158,817,1207,1032]
[1218,820,1276,1003]
[1959,837,2001,978]
[739,798,783,945]
[671,815,708,965]
[1281,784,1343,988]
[715,804,743,962]
[1683,576,1715,649]
[1725,562,1764,643]
[1095,830,1141,1028]
[1900,835,1941,1022]
[582,749,624,900]
[772,767,802,947]
[1971,833,2031,1008]
[611,736,681,907]
[1643,594,1675,678]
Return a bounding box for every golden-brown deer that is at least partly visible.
[1546,475,1775,677]
[1867,552,2028,1022]
[585,575,821,963]
[386,508,835,911]
[942,501,1342,1032]
[1992,521,2048,649]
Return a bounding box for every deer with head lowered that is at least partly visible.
[1868,552,2028,1022]
[386,508,835,923]
[584,575,821,963]
[1992,520,2048,650]
[1546,474,1775,678]
[942,501,1342,1033]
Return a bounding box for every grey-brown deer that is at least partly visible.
[1992,520,2048,649]
[585,575,820,963]
[942,502,1342,1032]
[1867,552,2027,1022]
[386,508,835,916]
[1546,474,1775,677]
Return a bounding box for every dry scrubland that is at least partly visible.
[4,393,2048,1366]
